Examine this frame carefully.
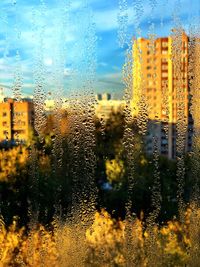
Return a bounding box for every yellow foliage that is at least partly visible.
[105,158,125,184]
[0,147,28,182]
[86,209,124,245]
[0,207,200,266]
[0,218,58,267]
[0,147,51,182]
[86,209,125,265]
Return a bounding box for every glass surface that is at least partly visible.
[0,0,200,266]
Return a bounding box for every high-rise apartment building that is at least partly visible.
[0,98,34,143]
[132,31,193,159]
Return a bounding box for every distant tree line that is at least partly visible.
[0,110,196,227]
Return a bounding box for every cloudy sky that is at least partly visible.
[0,0,199,99]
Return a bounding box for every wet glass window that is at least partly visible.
[0,0,200,266]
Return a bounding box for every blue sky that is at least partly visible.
[0,0,199,99]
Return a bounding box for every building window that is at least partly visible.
[2,122,7,126]
[162,72,168,78]
[161,58,167,63]
[148,81,153,86]
[162,64,168,70]
[14,130,26,135]
[14,111,25,116]
[162,80,167,86]
[2,112,7,117]
[15,120,26,126]
[162,42,168,47]
[162,50,168,55]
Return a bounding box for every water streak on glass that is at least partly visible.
[171,24,188,212]
[68,1,97,228]
[132,0,143,34]
[122,42,136,264]
[28,0,48,231]
[188,27,200,203]
[117,0,129,47]
[12,0,22,101]
[33,1,47,139]
[148,31,162,225]
[149,0,157,17]
[51,1,69,172]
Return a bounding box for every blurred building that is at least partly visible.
[0,88,4,103]
[95,93,125,120]
[44,99,55,112]
[132,31,193,159]
[44,93,125,121]
[0,98,34,143]
[44,98,70,112]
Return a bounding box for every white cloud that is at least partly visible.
[99,62,108,67]
[103,72,122,80]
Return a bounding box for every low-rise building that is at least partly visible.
[0,98,34,143]
[95,93,125,120]
[44,93,125,121]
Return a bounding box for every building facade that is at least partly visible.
[0,98,34,143]
[95,93,125,120]
[132,31,193,159]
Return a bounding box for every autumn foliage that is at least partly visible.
[1,207,200,266]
